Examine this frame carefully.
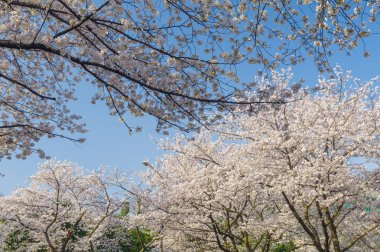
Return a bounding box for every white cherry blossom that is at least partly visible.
[135,68,380,251]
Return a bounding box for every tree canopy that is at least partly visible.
[1,69,379,251]
[134,69,380,251]
[1,0,379,159]
[0,160,130,251]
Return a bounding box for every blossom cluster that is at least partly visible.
[0,160,131,251]
[135,68,380,251]
[1,0,379,160]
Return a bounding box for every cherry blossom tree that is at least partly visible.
[134,68,380,252]
[1,0,379,159]
[0,160,131,251]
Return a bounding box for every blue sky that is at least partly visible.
[1,32,379,195]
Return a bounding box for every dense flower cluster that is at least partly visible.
[0,160,130,251]
[135,68,380,251]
